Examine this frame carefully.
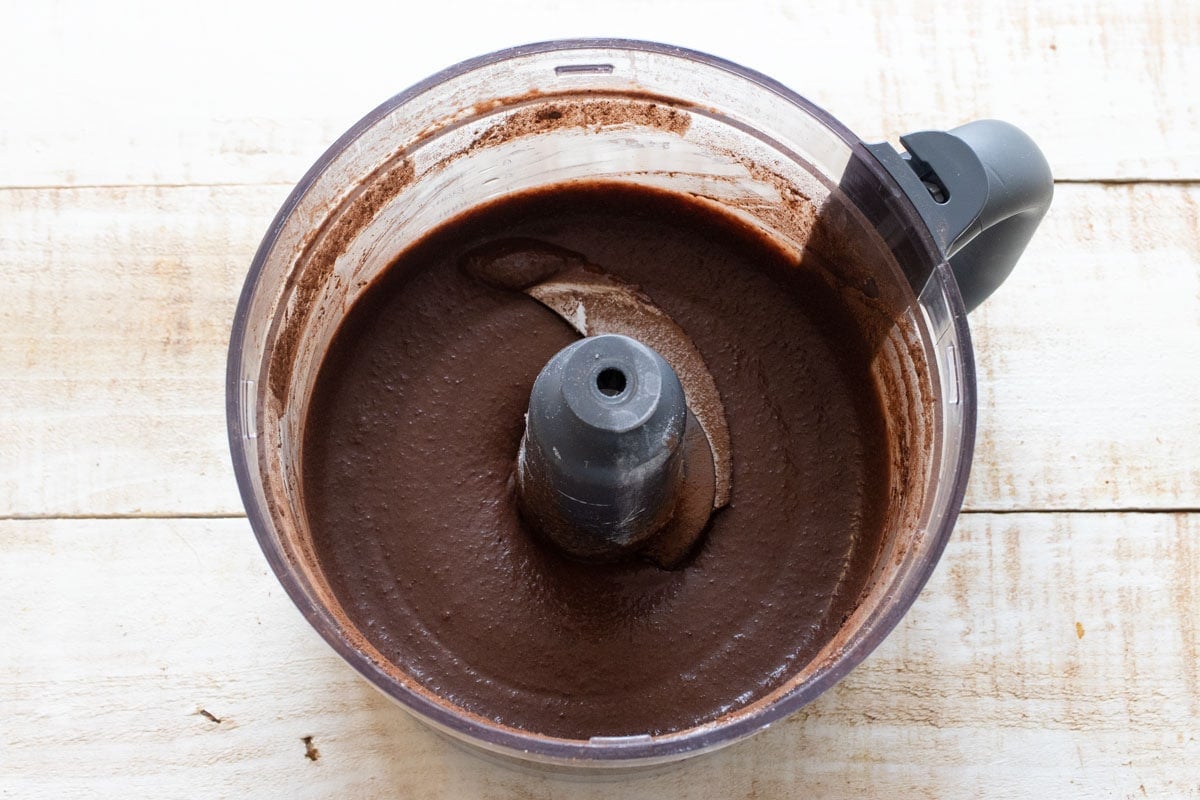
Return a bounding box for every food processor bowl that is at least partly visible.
[227,39,1050,767]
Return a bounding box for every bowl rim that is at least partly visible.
[226,37,977,767]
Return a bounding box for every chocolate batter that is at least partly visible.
[302,184,891,738]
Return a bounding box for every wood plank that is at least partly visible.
[1,0,1197,188]
[3,182,1198,516]
[0,184,286,517]
[2,513,1196,798]
[965,183,1200,510]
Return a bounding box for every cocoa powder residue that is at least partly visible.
[470,98,691,151]
[267,157,415,409]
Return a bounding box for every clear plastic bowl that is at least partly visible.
[227,39,974,768]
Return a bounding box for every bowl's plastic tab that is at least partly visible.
[866,120,1053,312]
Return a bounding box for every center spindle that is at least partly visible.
[516,334,688,561]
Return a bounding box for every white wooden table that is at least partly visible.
[3,2,1198,797]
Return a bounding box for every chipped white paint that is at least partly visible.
[1,516,1197,798]
[2,1,1199,797]
[3,184,1197,517]
[1,1,1198,188]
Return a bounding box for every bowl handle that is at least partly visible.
[866,120,1053,312]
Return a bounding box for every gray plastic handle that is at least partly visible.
[866,120,1053,312]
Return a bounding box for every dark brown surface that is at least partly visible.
[302,184,891,738]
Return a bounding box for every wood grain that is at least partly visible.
[1,0,1197,189]
[966,182,1200,511]
[3,3,1197,795]
[0,184,287,517]
[3,183,1197,517]
[2,514,1196,798]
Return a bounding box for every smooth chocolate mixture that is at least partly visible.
[302,184,890,738]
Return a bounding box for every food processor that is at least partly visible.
[226,39,1052,767]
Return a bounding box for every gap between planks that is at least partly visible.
[0,181,297,192]
[1,178,1198,193]
[3,508,1198,522]
[0,512,250,521]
